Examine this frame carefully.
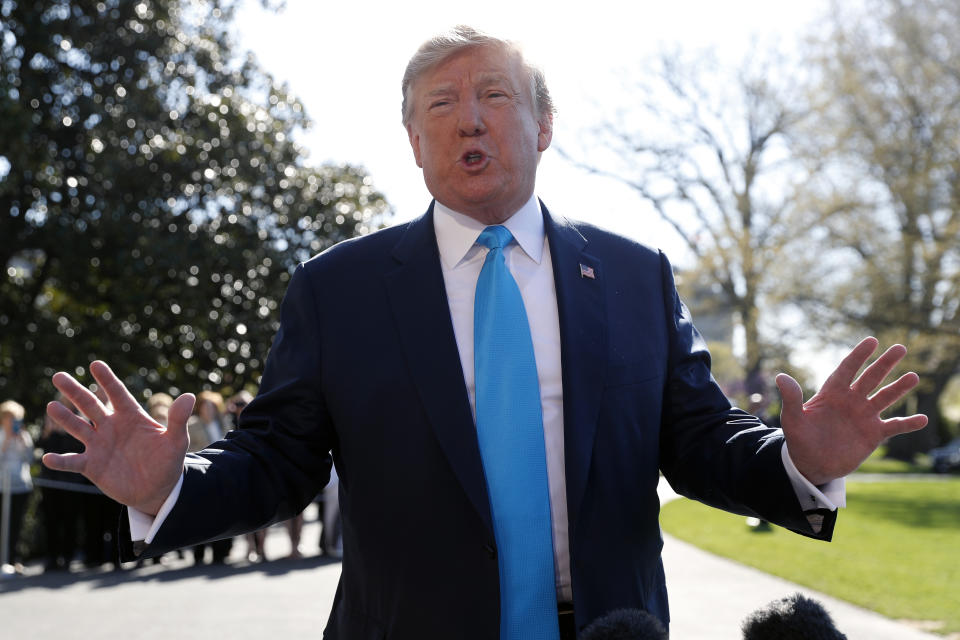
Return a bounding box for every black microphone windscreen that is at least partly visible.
[742,593,848,640]
[579,608,668,640]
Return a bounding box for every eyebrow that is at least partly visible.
[425,86,457,99]
[475,72,513,88]
[423,73,517,99]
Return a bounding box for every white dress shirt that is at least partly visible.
[433,196,573,600]
[132,194,845,602]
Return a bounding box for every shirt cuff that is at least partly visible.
[781,442,846,510]
[127,473,184,544]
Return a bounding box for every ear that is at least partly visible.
[406,123,423,168]
[536,112,553,153]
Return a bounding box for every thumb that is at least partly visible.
[775,373,805,430]
[167,393,196,438]
[42,451,87,475]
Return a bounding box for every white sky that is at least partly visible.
[233,0,829,264]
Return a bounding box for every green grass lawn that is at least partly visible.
[854,446,934,474]
[660,478,960,635]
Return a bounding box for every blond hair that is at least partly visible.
[146,393,174,411]
[401,25,555,127]
[195,390,225,415]
[0,399,25,421]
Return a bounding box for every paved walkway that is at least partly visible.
[0,494,946,638]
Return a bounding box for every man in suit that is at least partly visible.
[43,26,927,639]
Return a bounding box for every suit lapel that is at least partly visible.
[384,204,493,534]
[382,202,607,539]
[543,205,608,537]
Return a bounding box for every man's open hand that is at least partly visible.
[42,360,193,516]
[776,337,928,486]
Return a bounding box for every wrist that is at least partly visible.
[136,489,174,517]
[135,473,184,544]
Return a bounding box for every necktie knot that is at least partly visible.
[477,225,513,251]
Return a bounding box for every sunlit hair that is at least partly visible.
[0,399,25,422]
[146,392,174,412]
[195,390,225,416]
[401,25,555,127]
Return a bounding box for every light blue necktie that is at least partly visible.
[474,225,560,640]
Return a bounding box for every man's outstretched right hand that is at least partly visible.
[42,360,193,516]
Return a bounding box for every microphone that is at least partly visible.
[579,608,668,640]
[742,593,848,639]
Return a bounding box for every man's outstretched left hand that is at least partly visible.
[776,337,928,486]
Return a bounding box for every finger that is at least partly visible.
[51,372,107,424]
[46,401,95,444]
[869,372,920,412]
[89,360,141,413]
[91,383,111,408]
[851,344,907,395]
[775,373,805,428]
[880,414,928,439]
[42,451,87,475]
[166,393,196,439]
[821,337,879,390]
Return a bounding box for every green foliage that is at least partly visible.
[661,478,960,634]
[0,0,391,416]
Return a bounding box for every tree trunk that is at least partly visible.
[885,387,944,461]
[741,303,765,398]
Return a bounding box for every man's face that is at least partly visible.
[406,45,553,224]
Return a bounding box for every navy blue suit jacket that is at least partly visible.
[133,202,834,638]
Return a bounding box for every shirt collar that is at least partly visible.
[433,195,545,270]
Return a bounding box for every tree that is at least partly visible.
[0,0,390,418]
[793,0,960,457]
[562,48,813,398]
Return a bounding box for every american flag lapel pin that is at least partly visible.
[579,263,596,279]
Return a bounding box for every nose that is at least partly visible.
[456,97,486,137]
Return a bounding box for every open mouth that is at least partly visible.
[461,150,487,167]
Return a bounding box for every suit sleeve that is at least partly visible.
[655,251,835,541]
[129,263,337,557]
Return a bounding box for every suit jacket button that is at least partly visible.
[484,544,496,559]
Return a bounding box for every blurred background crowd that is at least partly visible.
[0,391,341,576]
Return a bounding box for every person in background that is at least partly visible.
[79,478,121,569]
[186,391,233,564]
[223,390,253,431]
[187,390,227,452]
[146,393,174,426]
[245,528,267,563]
[0,399,34,575]
[225,390,266,563]
[284,509,305,560]
[37,394,85,572]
